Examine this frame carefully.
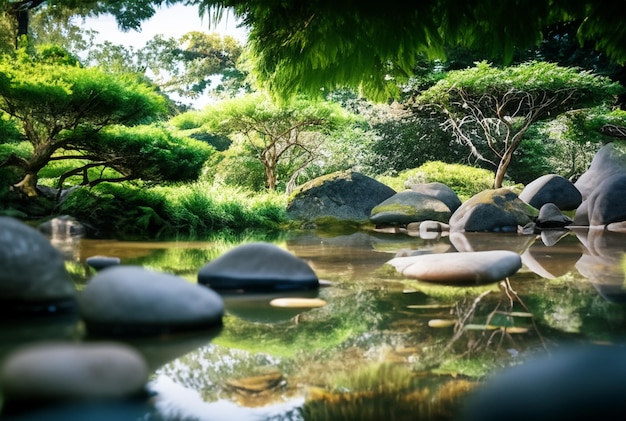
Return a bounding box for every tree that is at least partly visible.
[413,61,623,188]
[137,31,246,100]
[0,46,173,196]
[189,0,626,100]
[172,93,356,191]
[1,0,186,48]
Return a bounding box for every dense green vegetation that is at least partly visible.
[0,2,625,239]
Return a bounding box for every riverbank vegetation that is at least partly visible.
[1,2,626,240]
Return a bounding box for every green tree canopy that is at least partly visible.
[413,61,624,187]
[0,45,171,196]
[172,93,357,191]
[190,0,626,100]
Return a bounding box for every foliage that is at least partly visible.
[190,0,626,100]
[377,161,495,201]
[56,124,214,187]
[85,32,247,104]
[0,45,169,196]
[59,181,288,239]
[171,93,359,191]
[414,61,623,187]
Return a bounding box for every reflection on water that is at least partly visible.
[6,228,626,420]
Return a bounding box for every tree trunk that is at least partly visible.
[13,173,39,197]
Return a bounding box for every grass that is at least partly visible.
[59,181,288,240]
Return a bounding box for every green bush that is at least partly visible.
[377,161,496,201]
[60,181,288,240]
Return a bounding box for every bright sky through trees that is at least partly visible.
[82,3,248,49]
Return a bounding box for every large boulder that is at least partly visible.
[573,144,626,227]
[0,342,148,406]
[0,216,76,316]
[584,173,626,227]
[575,143,626,200]
[448,188,538,233]
[518,174,582,211]
[408,182,462,213]
[460,345,626,421]
[369,190,452,226]
[286,171,396,225]
[198,242,319,292]
[78,266,224,336]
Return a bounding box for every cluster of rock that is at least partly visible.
[287,143,626,234]
[284,143,626,285]
[0,217,323,416]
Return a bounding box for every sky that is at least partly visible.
[80,3,249,108]
[82,3,249,48]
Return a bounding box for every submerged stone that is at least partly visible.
[198,242,319,292]
[86,255,121,271]
[79,266,224,336]
[386,250,522,285]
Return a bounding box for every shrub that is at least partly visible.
[377,161,496,201]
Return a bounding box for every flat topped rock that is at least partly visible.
[198,242,319,292]
[79,266,224,336]
[387,250,522,285]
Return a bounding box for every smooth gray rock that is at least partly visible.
[370,190,452,225]
[449,188,537,233]
[79,266,224,336]
[86,255,121,271]
[535,203,573,229]
[409,182,462,212]
[519,174,582,211]
[575,143,626,200]
[585,173,626,227]
[286,171,396,224]
[386,250,522,285]
[0,216,75,311]
[460,345,626,421]
[0,342,148,403]
[198,242,319,292]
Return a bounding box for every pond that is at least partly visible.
[3,226,626,420]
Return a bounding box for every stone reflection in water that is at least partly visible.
[574,228,626,302]
[150,344,304,421]
[151,374,304,421]
[521,233,583,279]
[449,231,535,253]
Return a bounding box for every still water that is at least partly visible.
[5,227,626,420]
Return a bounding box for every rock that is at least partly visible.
[460,345,626,421]
[79,266,224,336]
[386,250,522,285]
[86,255,121,271]
[198,242,319,292]
[575,143,626,200]
[534,203,573,229]
[0,342,148,405]
[449,188,537,233]
[0,216,76,316]
[409,182,462,212]
[584,173,626,227]
[369,191,452,226]
[38,215,86,238]
[286,171,396,225]
[519,174,582,211]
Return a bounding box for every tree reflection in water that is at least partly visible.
[25,228,626,420]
